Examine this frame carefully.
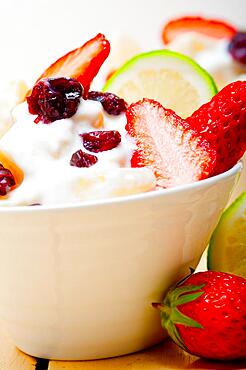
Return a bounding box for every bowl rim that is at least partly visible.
[0,162,242,213]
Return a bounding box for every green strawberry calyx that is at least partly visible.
[153,284,205,350]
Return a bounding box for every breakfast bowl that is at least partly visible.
[0,0,245,362]
[0,162,241,360]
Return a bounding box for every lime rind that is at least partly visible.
[103,49,218,97]
[207,191,246,277]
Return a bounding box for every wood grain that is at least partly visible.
[0,320,36,370]
[48,339,246,370]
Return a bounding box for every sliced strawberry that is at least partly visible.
[187,81,246,175]
[126,99,216,188]
[37,33,110,93]
[162,16,237,44]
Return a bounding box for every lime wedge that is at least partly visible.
[208,192,246,278]
[103,50,217,118]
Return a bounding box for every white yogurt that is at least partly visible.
[0,80,28,138]
[0,99,155,205]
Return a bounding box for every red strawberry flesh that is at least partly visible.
[37,33,110,94]
[187,81,246,175]
[162,16,237,44]
[126,99,216,188]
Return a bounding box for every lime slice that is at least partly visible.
[207,192,246,278]
[103,50,217,118]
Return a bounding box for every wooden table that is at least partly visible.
[0,321,245,370]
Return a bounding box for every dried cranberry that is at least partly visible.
[27,77,83,124]
[70,149,98,168]
[81,130,121,153]
[88,91,128,115]
[228,32,246,64]
[0,164,16,196]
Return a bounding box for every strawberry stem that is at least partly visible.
[154,284,205,351]
[152,302,171,315]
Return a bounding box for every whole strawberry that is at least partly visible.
[154,271,246,360]
[187,81,246,175]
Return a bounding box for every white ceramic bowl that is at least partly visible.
[0,163,241,360]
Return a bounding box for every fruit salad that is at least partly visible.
[0,28,245,206]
